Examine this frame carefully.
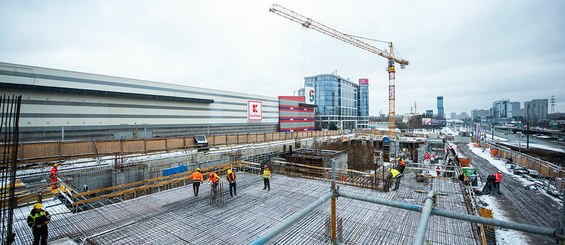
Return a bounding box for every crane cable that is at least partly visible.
[345,33,404,61]
[301,27,308,84]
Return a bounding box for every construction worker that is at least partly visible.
[208,172,220,194]
[191,168,204,197]
[494,171,503,195]
[263,165,271,191]
[27,203,51,245]
[49,163,58,189]
[226,169,237,197]
[436,165,441,177]
[398,158,406,173]
[389,168,402,191]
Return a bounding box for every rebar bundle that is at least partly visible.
[0,95,21,245]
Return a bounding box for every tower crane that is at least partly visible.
[269,4,409,135]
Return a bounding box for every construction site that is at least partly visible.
[1,123,564,244]
[1,3,564,245]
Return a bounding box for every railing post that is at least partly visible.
[330,159,337,243]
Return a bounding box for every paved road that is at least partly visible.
[457,143,562,245]
[491,128,565,152]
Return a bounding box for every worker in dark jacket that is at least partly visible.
[263,165,271,191]
[27,203,51,245]
[226,169,237,197]
[398,158,406,173]
[494,171,503,195]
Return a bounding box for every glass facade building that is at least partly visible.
[304,74,368,130]
[437,96,444,119]
[358,79,369,128]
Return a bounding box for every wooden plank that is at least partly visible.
[145,139,166,152]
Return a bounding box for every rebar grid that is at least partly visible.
[11,172,479,244]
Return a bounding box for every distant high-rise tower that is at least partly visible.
[524,99,549,123]
[551,95,556,114]
[358,78,369,128]
[437,96,444,119]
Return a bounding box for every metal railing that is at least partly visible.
[249,160,563,245]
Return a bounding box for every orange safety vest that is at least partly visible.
[192,172,203,182]
[209,174,219,183]
[399,160,405,166]
[226,172,236,182]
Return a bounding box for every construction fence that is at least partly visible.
[9,130,342,165]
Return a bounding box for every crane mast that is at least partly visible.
[269,4,409,134]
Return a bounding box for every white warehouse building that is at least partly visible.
[0,62,279,142]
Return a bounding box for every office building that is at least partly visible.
[524,99,548,123]
[278,96,315,132]
[471,109,490,122]
[357,78,369,128]
[437,96,444,119]
[304,74,367,130]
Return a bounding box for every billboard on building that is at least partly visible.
[248,100,262,121]
[359,78,369,85]
[305,86,315,105]
[422,118,432,125]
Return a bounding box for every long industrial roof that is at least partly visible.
[11,172,478,244]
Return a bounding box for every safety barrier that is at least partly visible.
[8,130,342,165]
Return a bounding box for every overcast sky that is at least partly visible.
[1,1,564,116]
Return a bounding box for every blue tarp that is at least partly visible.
[163,165,188,176]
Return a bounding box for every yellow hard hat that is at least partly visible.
[34,203,43,209]
[54,163,59,167]
[196,168,201,171]
[227,169,232,174]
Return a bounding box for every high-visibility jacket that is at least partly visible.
[192,172,203,182]
[209,174,219,183]
[390,169,400,178]
[263,169,271,179]
[27,209,50,227]
[494,172,502,183]
[226,172,236,183]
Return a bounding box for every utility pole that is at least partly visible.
[526,123,530,149]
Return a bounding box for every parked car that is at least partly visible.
[511,165,529,176]
[528,170,543,178]
[522,175,535,182]
[547,186,562,199]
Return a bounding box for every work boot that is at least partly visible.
[263,187,266,190]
